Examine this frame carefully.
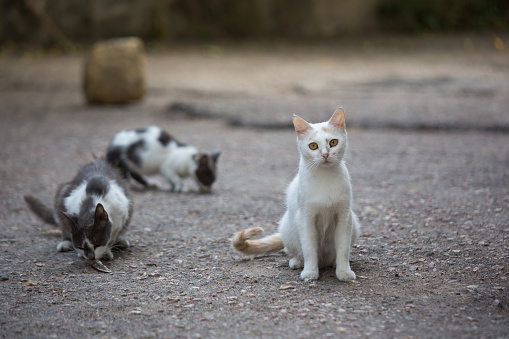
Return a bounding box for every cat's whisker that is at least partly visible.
[288,166,300,180]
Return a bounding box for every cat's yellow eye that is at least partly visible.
[309,142,318,150]
[329,139,338,147]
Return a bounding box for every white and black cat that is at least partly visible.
[106,126,220,193]
[232,108,360,281]
[24,158,132,262]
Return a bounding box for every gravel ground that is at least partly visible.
[0,35,508,338]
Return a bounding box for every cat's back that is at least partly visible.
[62,159,130,220]
[75,158,125,185]
[109,126,177,149]
[109,126,157,146]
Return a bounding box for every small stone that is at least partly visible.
[0,270,9,281]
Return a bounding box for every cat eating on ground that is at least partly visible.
[106,126,220,193]
[24,158,132,269]
[232,108,360,281]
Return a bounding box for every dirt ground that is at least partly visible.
[1,35,508,338]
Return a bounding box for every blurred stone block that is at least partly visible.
[83,37,145,104]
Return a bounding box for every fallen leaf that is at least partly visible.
[279,285,295,290]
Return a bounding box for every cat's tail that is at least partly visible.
[231,227,284,255]
[106,146,150,186]
[24,195,57,225]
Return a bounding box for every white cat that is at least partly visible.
[232,108,360,281]
[107,126,220,193]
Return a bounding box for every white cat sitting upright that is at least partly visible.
[232,108,360,281]
[107,126,220,193]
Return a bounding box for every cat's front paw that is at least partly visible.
[336,269,356,282]
[57,241,73,252]
[172,185,183,193]
[102,250,114,261]
[115,237,130,249]
[300,269,319,281]
[289,258,303,269]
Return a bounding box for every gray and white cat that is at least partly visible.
[106,126,220,193]
[24,158,132,262]
[232,108,360,281]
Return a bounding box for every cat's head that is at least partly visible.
[192,151,220,193]
[62,203,112,260]
[293,108,347,168]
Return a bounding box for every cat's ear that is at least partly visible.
[61,211,77,232]
[328,107,346,131]
[293,114,312,137]
[94,204,109,224]
[211,151,220,163]
[194,154,208,166]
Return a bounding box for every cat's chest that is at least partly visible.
[301,171,350,207]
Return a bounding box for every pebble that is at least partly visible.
[0,270,9,281]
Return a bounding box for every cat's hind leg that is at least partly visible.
[280,213,307,273]
[289,257,303,269]
[129,170,153,188]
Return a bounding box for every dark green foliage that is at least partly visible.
[377,0,509,32]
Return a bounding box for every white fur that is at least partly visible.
[157,145,199,192]
[280,112,360,281]
[63,180,130,259]
[111,126,200,192]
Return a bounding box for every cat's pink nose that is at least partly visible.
[322,153,329,159]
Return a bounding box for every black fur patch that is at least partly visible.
[127,140,144,167]
[134,127,147,133]
[86,176,110,196]
[158,129,186,147]
[158,130,172,146]
[106,146,123,168]
[195,155,215,186]
[78,196,96,225]
[106,146,133,179]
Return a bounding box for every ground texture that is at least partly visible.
[1,35,508,338]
